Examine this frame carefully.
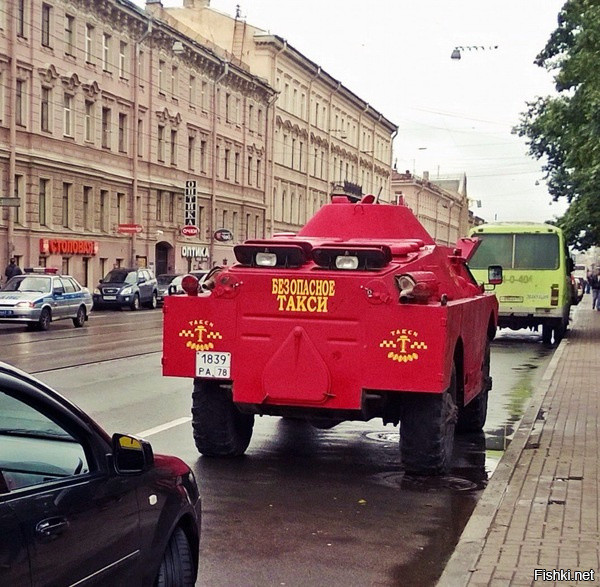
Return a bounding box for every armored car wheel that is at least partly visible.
[457,341,490,433]
[191,379,254,456]
[400,365,458,476]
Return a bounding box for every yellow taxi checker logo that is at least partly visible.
[379,328,428,363]
[178,319,222,351]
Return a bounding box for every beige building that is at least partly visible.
[154,0,398,235]
[0,0,274,287]
[391,170,470,245]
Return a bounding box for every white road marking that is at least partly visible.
[136,416,192,438]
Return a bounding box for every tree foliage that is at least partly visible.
[514,0,600,250]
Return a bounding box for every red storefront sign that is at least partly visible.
[39,238,99,256]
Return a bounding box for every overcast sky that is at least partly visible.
[139,0,568,224]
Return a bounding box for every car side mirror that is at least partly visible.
[99,279,104,284]
[112,433,154,474]
[488,265,503,285]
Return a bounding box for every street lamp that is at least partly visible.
[451,45,498,60]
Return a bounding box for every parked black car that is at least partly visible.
[0,361,200,586]
[157,273,183,304]
[93,268,158,310]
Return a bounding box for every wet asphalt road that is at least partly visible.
[0,309,554,586]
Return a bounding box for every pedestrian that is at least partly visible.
[4,257,22,283]
[590,268,600,311]
[586,269,592,294]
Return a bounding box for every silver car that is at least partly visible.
[0,272,93,330]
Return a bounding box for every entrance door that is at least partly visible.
[155,242,172,276]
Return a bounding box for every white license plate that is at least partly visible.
[103,296,117,300]
[196,352,231,379]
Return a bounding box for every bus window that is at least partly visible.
[469,233,512,269]
[514,233,559,270]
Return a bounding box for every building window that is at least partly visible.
[41,87,51,132]
[39,179,49,226]
[62,257,70,275]
[41,4,51,47]
[188,136,195,170]
[257,159,261,188]
[85,100,94,142]
[224,148,230,179]
[85,24,93,63]
[156,192,162,221]
[215,146,220,177]
[158,60,166,94]
[17,0,25,37]
[189,74,196,105]
[158,125,165,162]
[100,190,109,231]
[63,93,73,136]
[247,156,253,186]
[83,186,92,230]
[14,175,24,224]
[137,118,143,158]
[102,33,111,72]
[15,80,25,126]
[101,107,111,148]
[225,93,231,122]
[117,192,125,224]
[171,65,178,96]
[65,14,75,56]
[170,130,177,166]
[62,183,72,228]
[201,80,208,111]
[168,192,175,223]
[257,108,263,133]
[118,113,127,152]
[234,152,240,183]
[119,41,127,78]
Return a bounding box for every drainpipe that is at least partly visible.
[388,128,398,197]
[131,19,153,266]
[267,39,286,236]
[209,60,229,265]
[5,0,18,264]
[305,66,320,216]
[326,81,341,195]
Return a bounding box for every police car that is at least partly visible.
[0,268,93,330]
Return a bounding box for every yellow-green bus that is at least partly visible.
[468,222,573,344]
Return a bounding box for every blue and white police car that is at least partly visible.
[0,268,93,330]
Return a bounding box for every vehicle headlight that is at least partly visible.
[256,252,277,267]
[121,286,133,295]
[15,301,34,308]
[94,288,101,295]
[335,255,359,270]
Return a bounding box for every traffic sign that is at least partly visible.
[214,228,234,242]
[0,197,21,207]
[181,225,199,237]
[117,223,143,234]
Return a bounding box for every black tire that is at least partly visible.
[554,317,567,344]
[457,341,490,433]
[145,291,158,309]
[72,305,86,327]
[191,379,254,456]
[130,293,140,311]
[400,366,458,476]
[542,323,552,344]
[155,527,195,587]
[38,308,51,331]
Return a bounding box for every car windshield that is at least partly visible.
[157,274,179,285]
[2,276,51,293]
[103,270,137,284]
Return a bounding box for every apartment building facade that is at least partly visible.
[0,0,274,287]
[157,0,398,235]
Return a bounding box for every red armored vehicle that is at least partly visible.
[162,195,500,475]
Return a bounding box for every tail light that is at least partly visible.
[550,284,559,306]
[181,274,199,296]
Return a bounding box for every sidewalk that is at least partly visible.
[439,301,600,586]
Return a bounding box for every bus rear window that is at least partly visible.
[469,234,512,269]
[469,232,559,270]
[514,233,558,269]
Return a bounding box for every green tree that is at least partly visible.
[515,0,600,250]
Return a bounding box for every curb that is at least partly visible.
[436,308,577,587]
